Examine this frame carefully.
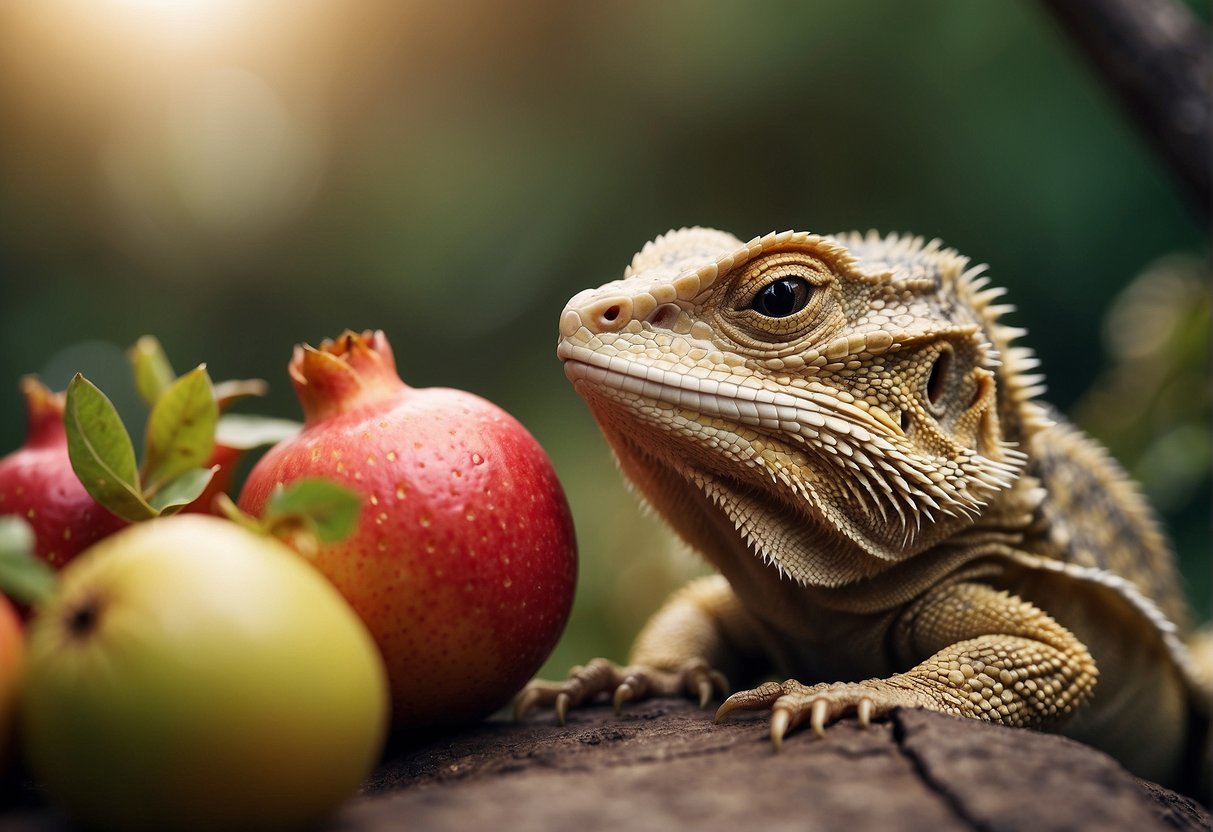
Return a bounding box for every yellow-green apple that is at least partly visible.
[238,330,577,729]
[21,514,389,832]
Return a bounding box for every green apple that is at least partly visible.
[21,514,389,832]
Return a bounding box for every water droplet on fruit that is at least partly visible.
[471,453,484,465]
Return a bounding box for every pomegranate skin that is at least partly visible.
[0,378,127,567]
[238,331,577,729]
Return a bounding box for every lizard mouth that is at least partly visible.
[560,341,1023,544]
[559,343,897,444]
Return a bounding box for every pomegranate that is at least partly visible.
[0,377,127,566]
[238,330,577,729]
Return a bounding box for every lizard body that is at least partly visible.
[519,228,1210,793]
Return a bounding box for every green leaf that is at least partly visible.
[265,479,362,543]
[128,335,177,407]
[214,378,269,411]
[0,516,56,605]
[214,414,302,450]
[142,365,218,494]
[149,466,218,515]
[65,374,156,522]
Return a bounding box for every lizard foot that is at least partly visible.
[715,678,932,750]
[514,658,729,725]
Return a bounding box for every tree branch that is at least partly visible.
[1041,0,1211,220]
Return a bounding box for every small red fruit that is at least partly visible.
[0,378,127,566]
[0,593,21,770]
[238,331,577,729]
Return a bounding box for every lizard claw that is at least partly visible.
[515,657,730,723]
[857,697,874,728]
[810,698,829,737]
[715,680,786,723]
[717,679,913,746]
[613,681,637,714]
[770,707,791,751]
[512,685,544,722]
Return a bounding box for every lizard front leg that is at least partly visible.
[716,580,1098,747]
[515,574,761,723]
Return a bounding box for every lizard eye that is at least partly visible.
[751,278,812,318]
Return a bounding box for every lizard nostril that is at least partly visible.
[926,345,952,411]
[584,297,632,331]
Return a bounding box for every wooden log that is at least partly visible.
[358,702,1212,831]
[11,699,1204,831]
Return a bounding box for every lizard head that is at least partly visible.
[558,227,1047,587]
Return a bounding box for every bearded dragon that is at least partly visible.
[516,227,1211,794]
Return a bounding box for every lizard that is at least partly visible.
[515,226,1211,795]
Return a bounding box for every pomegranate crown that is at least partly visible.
[20,375,67,446]
[289,330,408,422]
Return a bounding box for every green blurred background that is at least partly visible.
[0,1,1207,675]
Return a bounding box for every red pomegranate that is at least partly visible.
[0,378,127,566]
[238,330,577,729]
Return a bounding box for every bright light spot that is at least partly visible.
[111,0,239,19]
[167,68,323,232]
[100,67,324,259]
[106,0,262,43]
